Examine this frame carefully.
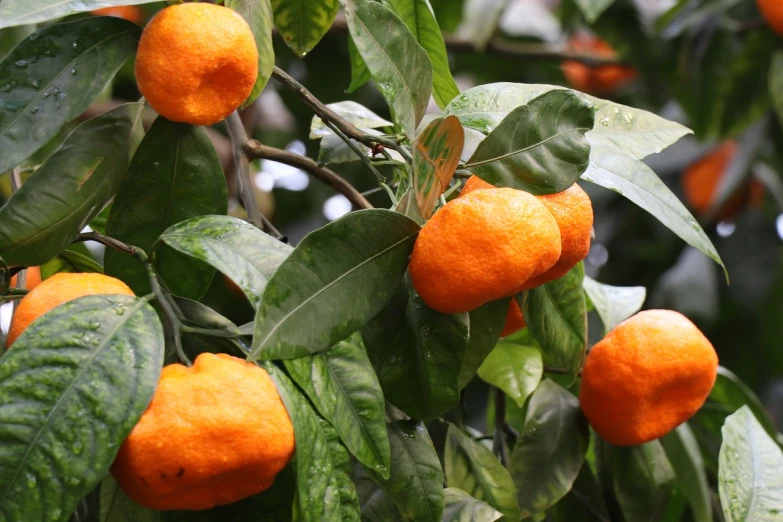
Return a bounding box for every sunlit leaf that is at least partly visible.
[477,342,542,408]
[581,276,645,334]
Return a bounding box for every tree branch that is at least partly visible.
[244,140,373,210]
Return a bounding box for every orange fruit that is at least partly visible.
[579,310,718,446]
[134,4,258,126]
[410,188,561,314]
[9,266,42,291]
[91,5,145,24]
[500,301,526,337]
[562,35,637,95]
[6,273,134,347]
[112,353,295,510]
[758,0,783,35]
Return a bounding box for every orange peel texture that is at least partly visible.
[91,6,145,24]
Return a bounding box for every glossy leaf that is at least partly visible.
[444,424,520,520]
[159,215,292,310]
[458,297,508,389]
[508,379,589,517]
[0,102,143,267]
[442,488,503,522]
[477,342,542,408]
[611,441,675,522]
[460,0,509,51]
[251,209,419,360]
[0,295,164,522]
[263,363,342,522]
[521,263,587,376]
[100,476,160,522]
[362,278,468,420]
[582,149,725,272]
[465,90,594,194]
[581,276,645,334]
[271,0,338,57]
[770,51,783,125]
[284,332,391,478]
[661,424,712,522]
[382,0,460,109]
[40,250,103,280]
[711,366,783,444]
[366,420,444,522]
[344,0,433,138]
[321,418,362,521]
[0,17,140,173]
[105,118,227,299]
[549,464,610,522]
[357,467,406,522]
[310,101,392,139]
[412,116,464,218]
[574,0,615,22]
[227,0,274,107]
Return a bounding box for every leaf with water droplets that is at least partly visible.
[0,295,164,522]
[271,0,338,57]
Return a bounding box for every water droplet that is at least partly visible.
[26,473,36,488]
[72,42,78,48]
[42,91,50,99]
[623,113,634,124]
[599,118,610,126]
[114,307,125,316]
[30,80,40,89]
[30,107,39,114]
[70,69,77,75]
[14,59,28,68]
[613,107,620,114]
[89,321,101,330]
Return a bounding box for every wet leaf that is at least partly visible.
[477,342,542,408]
[458,297,508,390]
[611,441,675,522]
[412,116,463,218]
[442,488,503,522]
[227,0,274,107]
[271,0,338,57]
[581,276,645,334]
[661,424,712,522]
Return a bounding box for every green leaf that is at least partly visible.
[465,90,594,194]
[508,379,589,517]
[573,0,615,23]
[477,342,542,408]
[719,406,783,522]
[344,0,433,139]
[444,424,520,520]
[366,420,445,522]
[321,418,362,521]
[40,250,104,280]
[412,115,463,218]
[582,150,725,273]
[661,424,712,522]
[271,0,338,57]
[770,51,783,125]
[381,0,460,109]
[521,263,587,376]
[100,476,161,522]
[0,0,150,29]
[284,332,391,478]
[549,464,610,522]
[460,0,509,51]
[0,17,139,174]
[346,36,371,94]
[250,209,419,360]
[175,297,246,359]
[227,0,274,108]
[105,118,227,299]
[357,467,406,521]
[0,294,164,522]
[262,363,342,522]
[458,298,508,390]
[611,441,676,522]
[581,276,645,334]
[0,102,143,267]
[362,277,468,420]
[159,215,292,311]
[442,488,503,522]
[310,101,392,139]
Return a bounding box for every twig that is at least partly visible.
[271,66,412,163]
[493,388,508,466]
[244,140,373,209]
[324,120,385,182]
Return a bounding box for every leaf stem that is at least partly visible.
[493,388,508,466]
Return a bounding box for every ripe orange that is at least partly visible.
[501,301,526,337]
[112,353,295,510]
[6,273,134,347]
[409,188,561,314]
[9,266,42,291]
[134,4,258,126]
[561,35,637,95]
[579,310,718,446]
[91,5,145,24]
[758,0,783,35]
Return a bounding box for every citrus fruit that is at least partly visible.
[112,353,295,510]
[134,3,258,125]
[9,266,42,291]
[501,301,526,337]
[561,34,637,95]
[409,188,561,314]
[579,309,718,446]
[6,272,134,347]
[758,0,783,35]
[91,5,145,24]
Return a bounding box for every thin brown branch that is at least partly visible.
[443,35,623,66]
[244,140,373,210]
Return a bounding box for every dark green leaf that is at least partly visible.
[718,406,783,522]
[105,118,227,299]
[508,379,589,517]
[0,17,140,173]
[465,90,594,194]
[321,418,362,521]
[442,488,503,522]
[611,441,675,522]
[661,424,712,522]
[521,263,587,376]
[40,250,104,280]
[227,0,274,108]
[284,332,391,477]
[412,115,463,218]
[581,276,645,334]
[477,342,542,408]
[0,295,164,522]
[356,466,406,522]
[344,0,433,138]
[271,0,338,57]
[159,215,292,310]
[362,277,468,420]
[346,36,371,94]
[0,102,143,266]
[366,420,445,522]
[770,51,783,125]
[100,476,161,522]
[175,297,246,358]
[573,0,615,22]
[381,0,459,109]
[549,464,610,522]
[444,424,520,520]
[250,209,419,360]
[458,298,508,390]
